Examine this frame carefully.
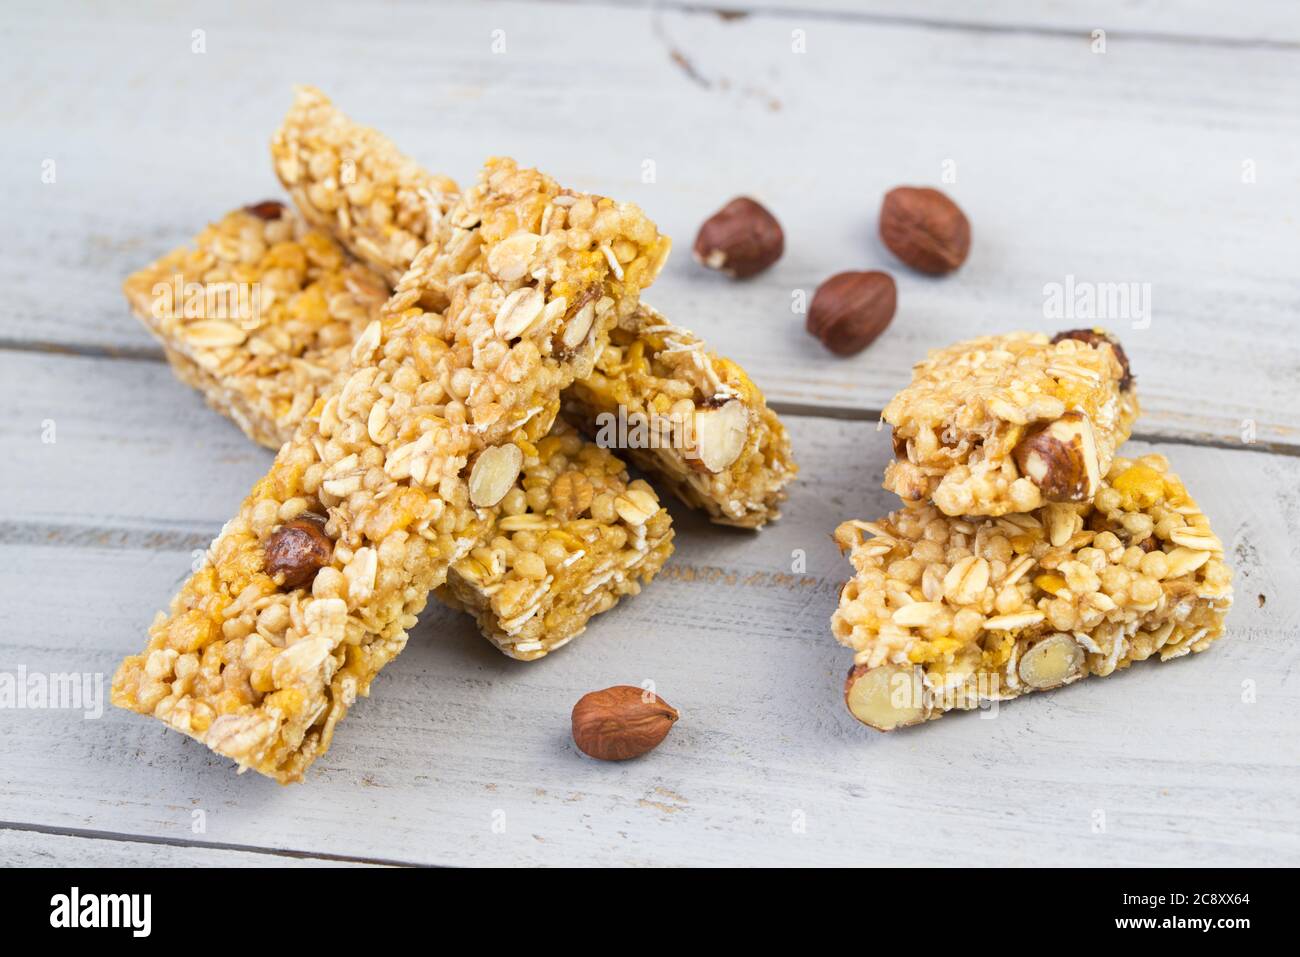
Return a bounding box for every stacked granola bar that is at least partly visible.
[268,87,795,526]
[113,88,796,780]
[122,88,794,659]
[113,157,670,781]
[833,330,1233,729]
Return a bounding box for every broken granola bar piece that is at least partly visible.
[271,85,460,287]
[833,454,1232,729]
[564,305,797,528]
[883,330,1139,517]
[124,205,389,448]
[438,421,673,660]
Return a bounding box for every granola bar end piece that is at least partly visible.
[833,454,1233,729]
[882,330,1139,517]
[564,305,797,528]
[438,423,674,660]
[271,85,461,287]
[123,204,389,449]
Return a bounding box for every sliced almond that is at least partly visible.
[613,488,659,526]
[1012,411,1100,502]
[1163,546,1211,579]
[486,232,541,281]
[844,664,928,731]
[350,319,382,364]
[983,611,1046,631]
[689,400,749,473]
[1045,503,1078,548]
[1169,526,1220,551]
[184,320,247,349]
[494,287,545,339]
[942,556,990,605]
[561,300,597,349]
[892,601,947,628]
[468,444,523,508]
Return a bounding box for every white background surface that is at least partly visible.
[1,0,1298,867]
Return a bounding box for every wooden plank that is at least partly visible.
[577,0,1300,46]
[2,364,1296,863]
[0,351,270,532]
[2,0,1298,445]
[0,828,386,867]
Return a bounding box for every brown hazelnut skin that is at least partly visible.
[1051,327,1134,391]
[264,517,333,590]
[879,186,970,275]
[1011,411,1099,502]
[806,270,897,356]
[245,200,286,221]
[571,686,679,761]
[693,197,784,279]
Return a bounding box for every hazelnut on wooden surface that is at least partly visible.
[879,186,970,275]
[571,686,679,761]
[806,270,896,356]
[693,197,784,278]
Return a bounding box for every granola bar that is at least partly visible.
[271,86,460,287]
[437,422,674,660]
[112,158,669,782]
[128,210,674,656]
[563,305,797,528]
[123,202,389,448]
[832,454,1233,730]
[274,89,797,528]
[882,330,1139,517]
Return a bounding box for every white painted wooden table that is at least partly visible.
[2,0,1298,867]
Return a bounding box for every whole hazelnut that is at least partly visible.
[806,270,897,356]
[879,186,970,275]
[693,197,784,278]
[264,517,333,589]
[571,685,679,761]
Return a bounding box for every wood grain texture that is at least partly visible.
[0,828,386,867]
[2,0,1297,867]
[1,0,1298,445]
[569,0,1300,46]
[2,350,1298,866]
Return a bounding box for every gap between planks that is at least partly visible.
[0,821,414,868]
[535,0,1300,51]
[767,401,1300,459]
[4,340,1296,457]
